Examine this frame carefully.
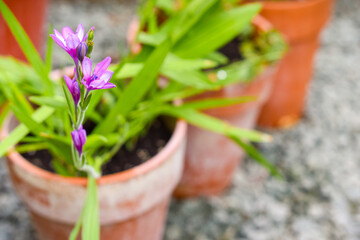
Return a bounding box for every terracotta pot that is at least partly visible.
[171,15,277,198]
[255,0,334,128]
[174,65,276,198]
[1,116,187,240]
[0,0,48,61]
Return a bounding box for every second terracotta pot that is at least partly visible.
[2,116,187,240]
[256,0,334,128]
[0,0,48,61]
[174,65,276,198]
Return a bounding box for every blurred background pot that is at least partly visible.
[0,0,48,61]
[173,66,276,198]
[255,0,334,128]
[1,114,187,240]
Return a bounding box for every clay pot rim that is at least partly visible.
[260,0,330,10]
[2,117,187,186]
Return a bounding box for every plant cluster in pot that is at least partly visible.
[0,0,48,61]
[0,1,280,239]
[245,0,334,128]
[131,0,286,198]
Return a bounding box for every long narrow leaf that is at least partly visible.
[182,96,256,110]
[230,137,282,178]
[0,106,55,157]
[94,38,172,134]
[162,106,271,142]
[171,0,218,43]
[82,176,99,240]
[173,4,262,58]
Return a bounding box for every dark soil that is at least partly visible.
[218,37,243,62]
[101,119,171,175]
[22,118,172,176]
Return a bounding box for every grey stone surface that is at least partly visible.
[1,0,360,239]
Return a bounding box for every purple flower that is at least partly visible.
[64,73,81,107]
[50,24,93,63]
[81,56,116,91]
[71,125,87,156]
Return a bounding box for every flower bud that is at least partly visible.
[88,29,94,42]
[71,125,87,156]
[77,42,88,63]
[86,41,94,58]
[71,80,81,107]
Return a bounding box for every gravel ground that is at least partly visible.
[1,0,360,240]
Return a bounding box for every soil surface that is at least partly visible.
[22,119,171,176]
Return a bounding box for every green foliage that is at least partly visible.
[0,0,288,237]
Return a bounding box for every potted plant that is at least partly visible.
[245,0,334,128]
[0,0,278,239]
[0,0,48,61]
[130,0,286,197]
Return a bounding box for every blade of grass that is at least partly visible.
[173,3,262,58]
[94,38,172,134]
[81,176,99,240]
[0,106,55,157]
[182,96,256,110]
[162,106,271,142]
[45,24,54,74]
[230,137,282,178]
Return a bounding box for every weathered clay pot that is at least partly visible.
[255,0,334,128]
[0,0,48,61]
[172,15,277,198]
[1,116,187,240]
[174,66,276,198]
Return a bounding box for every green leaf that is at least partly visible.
[82,176,99,240]
[69,203,85,240]
[0,73,34,116]
[171,0,218,43]
[94,38,172,134]
[0,106,55,157]
[182,96,256,110]
[162,53,217,70]
[10,104,52,136]
[29,96,66,109]
[138,32,167,46]
[0,0,53,95]
[211,59,263,86]
[45,24,53,75]
[14,143,47,154]
[52,159,73,177]
[162,69,218,90]
[110,63,143,79]
[173,3,262,58]
[162,106,271,142]
[230,137,282,178]
[0,102,10,127]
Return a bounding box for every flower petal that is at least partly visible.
[99,70,114,83]
[54,29,66,45]
[101,82,116,89]
[65,33,80,50]
[94,56,111,76]
[82,57,92,80]
[76,23,85,41]
[63,75,73,91]
[50,34,67,51]
[62,26,74,40]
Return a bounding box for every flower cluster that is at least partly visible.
[51,24,115,177]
